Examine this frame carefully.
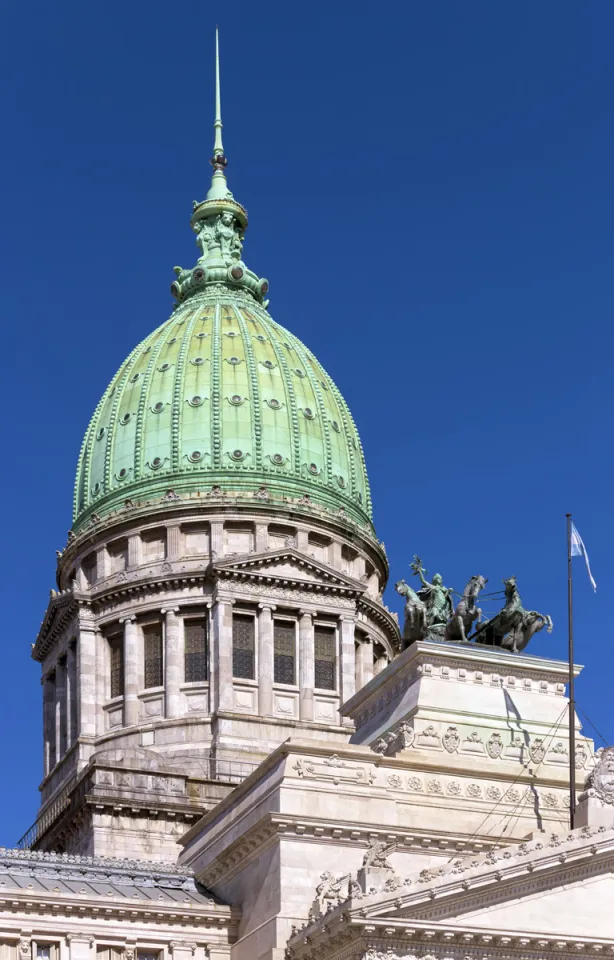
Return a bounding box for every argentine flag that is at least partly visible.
[570,523,597,592]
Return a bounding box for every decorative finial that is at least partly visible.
[207,27,230,201]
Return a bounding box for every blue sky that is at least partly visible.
[1,1,613,843]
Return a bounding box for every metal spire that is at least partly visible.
[207,27,230,201]
[213,26,224,159]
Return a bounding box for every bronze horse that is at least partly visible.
[473,576,552,653]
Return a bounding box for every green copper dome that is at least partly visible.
[73,291,372,531]
[73,38,372,534]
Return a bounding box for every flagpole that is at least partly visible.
[566,513,576,829]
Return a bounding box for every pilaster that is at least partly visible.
[77,605,97,739]
[66,641,78,746]
[43,673,55,774]
[167,523,183,559]
[55,656,67,758]
[127,534,141,567]
[339,615,356,725]
[356,635,374,690]
[211,520,223,559]
[299,610,314,721]
[213,599,233,711]
[255,522,268,552]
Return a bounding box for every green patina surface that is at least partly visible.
[73,291,372,531]
[73,33,372,533]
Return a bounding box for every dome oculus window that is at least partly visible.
[188,450,203,463]
[129,373,140,383]
[188,395,204,407]
[96,428,105,441]
[303,407,315,420]
[159,363,170,372]
[152,402,165,413]
[331,420,340,432]
[168,337,177,345]
[229,394,243,405]
[294,368,305,378]
[118,468,128,480]
[230,449,245,461]
[192,357,204,366]
[120,413,131,425]
[337,476,347,488]
[151,457,162,469]
[195,332,208,339]
[262,360,275,369]
[228,356,241,365]
[309,463,319,475]
[268,398,281,409]
[272,453,285,465]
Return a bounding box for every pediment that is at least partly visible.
[211,548,366,595]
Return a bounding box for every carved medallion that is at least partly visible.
[530,738,546,764]
[443,726,460,753]
[486,732,504,759]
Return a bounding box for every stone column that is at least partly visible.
[66,642,77,746]
[162,606,182,717]
[210,520,223,559]
[339,616,356,720]
[299,610,314,721]
[55,656,67,759]
[167,524,182,560]
[212,599,233,711]
[121,615,139,727]
[43,673,55,774]
[258,603,275,716]
[355,635,374,690]
[77,606,98,739]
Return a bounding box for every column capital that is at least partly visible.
[258,602,277,612]
[119,615,137,625]
[161,606,181,616]
[298,609,313,620]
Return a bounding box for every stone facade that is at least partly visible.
[31,501,397,859]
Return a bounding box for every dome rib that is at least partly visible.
[103,352,138,494]
[265,314,301,479]
[171,310,193,472]
[235,303,262,470]
[211,303,222,469]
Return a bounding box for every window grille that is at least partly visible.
[143,623,163,688]
[314,625,336,690]
[274,620,295,684]
[232,614,255,679]
[109,635,124,698]
[185,619,208,682]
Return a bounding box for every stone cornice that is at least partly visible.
[33,591,79,662]
[342,641,582,724]
[287,915,614,960]
[357,594,400,645]
[182,802,506,889]
[0,846,194,876]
